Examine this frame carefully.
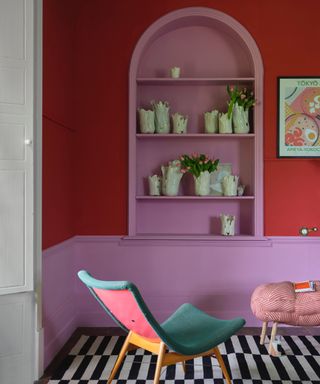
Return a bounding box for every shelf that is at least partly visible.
[137,77,255,85]
[129,8,264,238]
[136,196,255,200]
[130,234,259,239]
[122,234,270,244]
[137,133,255,138]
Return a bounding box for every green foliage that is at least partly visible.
[227,85,255,119]
[180,153,219,178]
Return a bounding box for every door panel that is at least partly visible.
[0,171,25,289]
[0,0,25,60]
[0,0,33,295]
[0,122,25,160]
[0,0,39,382]
[0,292,34,384]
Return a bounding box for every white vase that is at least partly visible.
[148,175,161,196]
[219,112,233,134]
[222,175,239,196]
[152,101,170,134]
[170,67,180,78]
[138,109,155,133]
[194,170,211,196]
[161,160,183,196]
[204,110,219,133]
[233,103,249,133]
[220,214,235,236]
[172,113,188,134]
[237,184,245,196]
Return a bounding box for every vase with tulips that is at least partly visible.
[227,85,255,133]
[180,153,219,196]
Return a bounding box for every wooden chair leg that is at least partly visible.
[107,332,132,384]
[154,342,166,384]
[260,321,268,345]
[213,347,231,384]
[268,321,278,355]
[181,360,186,373]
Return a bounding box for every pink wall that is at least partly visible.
[43,235,320,367]
[43,240,77,368]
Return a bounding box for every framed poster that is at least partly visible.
[278,77,320,158]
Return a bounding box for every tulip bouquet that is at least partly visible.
[179,153,219,178]
[227,85,255,119]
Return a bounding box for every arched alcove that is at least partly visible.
[138,19,254,78]
[128,7,263,239]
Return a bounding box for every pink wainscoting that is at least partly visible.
[73,236,320,326]
[43,235,320,367]
[42,239,77,368]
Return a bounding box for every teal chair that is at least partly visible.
[78,270,245,384]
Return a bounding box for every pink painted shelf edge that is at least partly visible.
[137,77,255,85]
[137,133,255,138]
[136,196,255,200]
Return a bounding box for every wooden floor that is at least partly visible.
[39,326,320,384]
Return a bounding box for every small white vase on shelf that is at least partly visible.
[138,109,155,133]
[152,100,170,134]
[170,67,181,78]
[222,175,239,196]
[172,113,188,134]
[204,110,219,133]
[219,112,232,134]
[194,170,211,196]
[161,160,183,196]
[233,103,249,133]
[237,184,245,196]
[220,214,235,236]
[148,175,161,196]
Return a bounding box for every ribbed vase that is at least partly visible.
[194,171,211,196]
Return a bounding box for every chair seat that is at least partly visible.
[160,303,245,355]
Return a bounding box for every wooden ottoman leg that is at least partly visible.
[268,322,279,356]
[260,321,268,345]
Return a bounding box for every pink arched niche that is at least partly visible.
[128,7,264,238]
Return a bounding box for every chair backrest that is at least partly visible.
[78,270,159,339]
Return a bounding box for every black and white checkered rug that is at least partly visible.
[48,335,320,384]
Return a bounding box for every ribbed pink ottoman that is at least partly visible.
[251,281,320,355]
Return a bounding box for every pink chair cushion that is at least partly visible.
[251,281,320,326]
[94,288,159,340]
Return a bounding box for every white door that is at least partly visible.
[0,0,42,382]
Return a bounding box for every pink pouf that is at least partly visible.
[251,281,320,355]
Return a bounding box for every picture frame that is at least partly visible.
[278,77,320,158]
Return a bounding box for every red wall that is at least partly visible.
[43,0,320,248]
[42,0,77,249]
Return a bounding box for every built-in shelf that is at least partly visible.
[136,195,255,200]
[137,77,255,85]
[137,133,255,138]
[129,8,263,238]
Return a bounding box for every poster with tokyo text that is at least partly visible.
[278,77,320,158]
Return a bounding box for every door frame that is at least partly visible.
[34,0,43,378]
